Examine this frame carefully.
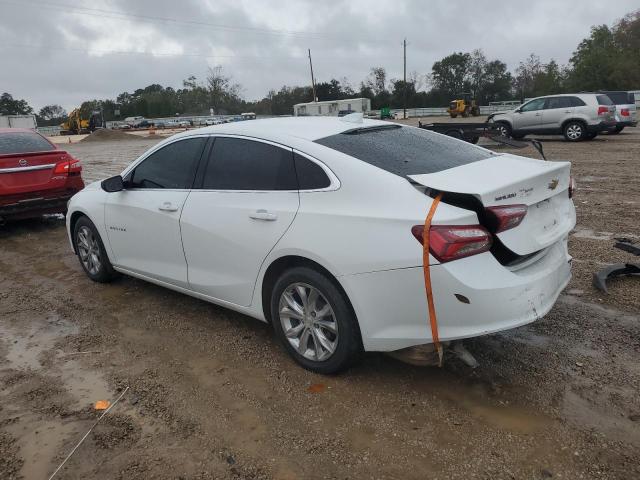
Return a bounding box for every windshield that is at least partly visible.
[315,125,493,176]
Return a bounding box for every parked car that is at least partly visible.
[488,93,616,141]
[599,91,637,134]
[66,118,575,373]
[337,110,354,117]
[133,120,155,129]
[1,128,84,222]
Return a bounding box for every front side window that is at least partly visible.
[130,137,206,189]
[521,98,546,112]
[202,137,297,190]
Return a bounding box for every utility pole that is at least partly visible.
[308,49,317,102]
[403,38,407,119]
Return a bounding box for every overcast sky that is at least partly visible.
[1,0,638,112]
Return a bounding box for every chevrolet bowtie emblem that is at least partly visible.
[548,179,559,190]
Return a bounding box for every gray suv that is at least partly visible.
[488,93,616,141]
[599,91,637,134]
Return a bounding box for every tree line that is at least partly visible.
[2,9,638,124]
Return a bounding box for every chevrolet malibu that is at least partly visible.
[66,117,576,373]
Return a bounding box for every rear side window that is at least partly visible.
[596,95,614,105]
[203,137,297,190]
[130,137,206,189]
[569,97,586,107]
[545,97,572,109]
[0,132,55,154]
[315,126,492,177]
[294,153,331,189]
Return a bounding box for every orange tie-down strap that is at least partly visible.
[423,192,444,366]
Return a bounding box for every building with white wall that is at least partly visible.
[293,98,371,116]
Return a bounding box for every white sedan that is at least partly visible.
[66,116,576,373]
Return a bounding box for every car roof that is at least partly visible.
[172,116,393,143]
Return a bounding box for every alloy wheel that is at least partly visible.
[76,226,102,275]
[566,124,583,140]
[278,282,338,362]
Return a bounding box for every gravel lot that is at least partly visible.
[1,124,639,479]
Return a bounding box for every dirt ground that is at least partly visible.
[1,122,639,479]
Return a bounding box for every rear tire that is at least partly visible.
[270,267,362,374]
[73,216,119,283]
[585,132,598,140]
[563,121,586,142]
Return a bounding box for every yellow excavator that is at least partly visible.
[60,109,102,135]
[447,93,480,118]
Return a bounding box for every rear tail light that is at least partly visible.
[485,204,528,233]
[620,108,630,117]
[597,106,610,115]
[569,175,576,198]
[54,158,82,175]
[411,225,492,263]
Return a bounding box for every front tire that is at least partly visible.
[495,122,512,138]
[73,216,119,283]
[270,267,362,374]
[563,121,586,142]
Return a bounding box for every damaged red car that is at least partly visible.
[0,129,84,223]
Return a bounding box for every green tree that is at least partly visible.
[431,52,472,97]
[0,92,34,115]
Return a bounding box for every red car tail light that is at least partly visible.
[620,108,630,117]
[597,106,610,115]
[411,225,492,263]
[485,204,528,233]
[54,158,82,175]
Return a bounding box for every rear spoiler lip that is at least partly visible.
[0,150,67,159]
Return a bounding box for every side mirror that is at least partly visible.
[101,175,124,192]
[515,108,522,113]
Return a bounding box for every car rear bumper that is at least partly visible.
[340,239,572,352]
[587,120,617,133]
[614,120,637,128]
[0,184,82,220]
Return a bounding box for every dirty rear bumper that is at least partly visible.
[0,187,80,220]
[587,121,617,133]
[340,239,572,352]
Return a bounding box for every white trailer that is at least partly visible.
[0,114,37,129]
[293,98,371,117]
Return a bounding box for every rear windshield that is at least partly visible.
[315,125,493,176]
[0,132,55,154]
[596,95,614,105]
[601,91,634,105]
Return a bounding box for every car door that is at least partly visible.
[180,136,300,306]
[540,97,573,132]
[104,136,208,288]
[512,98,546,132]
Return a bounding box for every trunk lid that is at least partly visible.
[408,154,575,256]
[0,150,71,196]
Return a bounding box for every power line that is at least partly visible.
[1,0,326,38]
[0,42,402,62]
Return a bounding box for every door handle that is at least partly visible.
[249,209,277,221]
[158,202,179,212]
